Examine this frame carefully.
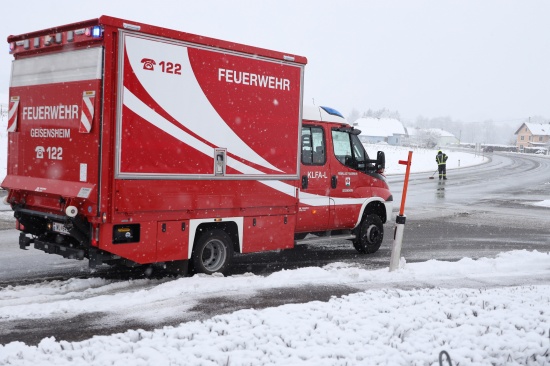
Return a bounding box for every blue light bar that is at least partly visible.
[320,106,344,118]
[91,26,102,38]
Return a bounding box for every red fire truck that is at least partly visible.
[2,16,392,275]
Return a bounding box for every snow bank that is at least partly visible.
[1,251,550,365]
[3,285,550,366]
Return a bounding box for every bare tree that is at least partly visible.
[347,108,360,124]
[419,130,441,148]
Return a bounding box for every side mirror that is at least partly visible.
[376,151,385,171]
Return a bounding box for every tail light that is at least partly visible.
[91,224,99,247]
[15,219,25,231]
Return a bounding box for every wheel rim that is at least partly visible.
[365,224,381,244]
[201,239,227,272]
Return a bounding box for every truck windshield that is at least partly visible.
[332,130,369,170]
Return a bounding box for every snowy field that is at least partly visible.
[364,143,488,175]
[1,251,550,365]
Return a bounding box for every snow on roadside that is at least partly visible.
[1,251,547,322]
[532,200,550,208]
[1,250,550,365]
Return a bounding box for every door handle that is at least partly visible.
[331,175,337,189]
[302,175,308,189]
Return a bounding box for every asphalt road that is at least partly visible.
[1,151,549,345]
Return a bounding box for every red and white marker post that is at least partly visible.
[389,151,413,272]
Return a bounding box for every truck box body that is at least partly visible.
[3,17,392,274]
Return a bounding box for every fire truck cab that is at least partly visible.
[296,105,391,252]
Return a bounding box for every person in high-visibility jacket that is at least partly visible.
[436,150,448,180]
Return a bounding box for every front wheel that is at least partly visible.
[353,214,384,254]
[192,229,233,275]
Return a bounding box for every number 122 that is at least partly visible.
[159,61,181,75]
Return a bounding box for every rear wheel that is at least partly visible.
[353,214,384,254]
[192,229,233,275]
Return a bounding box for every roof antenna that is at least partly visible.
[312,98,315,106]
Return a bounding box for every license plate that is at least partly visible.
[52,222,70,235]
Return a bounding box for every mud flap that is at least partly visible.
[164,260,189,276]
[19,233,33,250]
[88,247,107,268]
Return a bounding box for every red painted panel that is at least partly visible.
[114,179,297,214]
[189,47,301,173]
[119,34,302,177]
[99,222,157,264]
[7,80,101,186]
[119,106,213,174]
[2,175,96,201]
[242,215,295,253]
[156,221,189,262]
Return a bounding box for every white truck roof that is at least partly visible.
[303,105,346,124]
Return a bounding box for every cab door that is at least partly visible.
[296,125,331,232]
[328,129,371,228]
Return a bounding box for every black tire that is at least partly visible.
[353,214,384,254]
[191,229,233,275]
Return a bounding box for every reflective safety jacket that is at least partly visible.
[436,152,448,165]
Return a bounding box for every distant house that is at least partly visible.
[405,127,459,148]
[514,122,550,152]
[353,117,407,145]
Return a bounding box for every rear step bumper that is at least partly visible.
[26,235,119,268]
[33,238,86,260]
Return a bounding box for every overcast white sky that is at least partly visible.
[1,0,549,123]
